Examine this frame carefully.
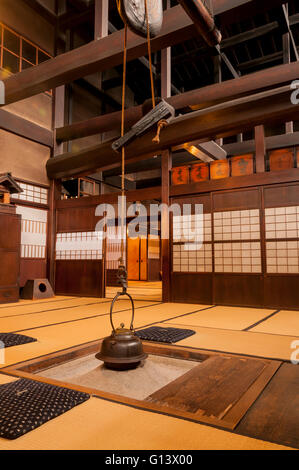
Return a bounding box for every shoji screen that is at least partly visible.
[263,183,299,309]
[55,203,105,298]
[171,194,213,304]
[14,182,49,287]
[171,184,299,308]
[212,189,263,307]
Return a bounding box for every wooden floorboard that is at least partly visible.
[147,355,267,423]
[236,363,299,449]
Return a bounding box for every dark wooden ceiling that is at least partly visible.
[53,0,298,185]
[56,0,299,104]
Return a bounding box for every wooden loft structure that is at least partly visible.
[1,0,299,454]
[0,0,299,307]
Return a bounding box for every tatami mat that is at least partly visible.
[160,322,297,361]
[0,300,155,333]
[166,306,276,331]
[0,303,209,368]
[0,296,298,451]
[0,297,110,318]
[0,373,18,385]
[0,396,291,450]
[251,310,299,336]
[0,296,76,310]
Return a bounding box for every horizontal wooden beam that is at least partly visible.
[47,85,298,179]
[0,109,53,147]
[172,10,299,67]
[170,168,299,198]
[56,168,299,208]
[22,0,57,25]
[103,131,299,176]
[55,185,161,209]
[56,61,299,142]
[223,131,299,155]
[3,5,195,106]
[2,0,288,106]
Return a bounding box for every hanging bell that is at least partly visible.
[95,291,147,370]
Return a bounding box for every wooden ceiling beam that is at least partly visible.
[2,0,289,106]
[238,49,299,71]
[47,84,297,179]
[3,5,195,106]
[223,132,299,155]
[281,4,299,61]
[172,12,298,68]
[56,61,299,142]
[0,109,53,147]
[103,130,299,176]
[21,0,57,25]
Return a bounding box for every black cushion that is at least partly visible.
[0,333,37,348]
[0,378,90,440]
[136,326,196,343]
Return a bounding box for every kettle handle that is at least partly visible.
[110,291,135,333]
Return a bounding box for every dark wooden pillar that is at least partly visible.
[95,0,109,158]
[161,149,172,302]
[47,1,65,289]
[255,125,266,173]
[283,5,293,134]
[94,0,108,90]
[161,0,171,99]
[213,54,223,147]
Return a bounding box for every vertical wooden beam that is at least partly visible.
[161,149,172,302]
[213,54,222,84]
[95,0,109,40]
[47,178,61,289]
[282,5,293,134]
[161,0,171,99]
[161,47,171,99]
[47,91,65,289]
[47,0,65,289]
[213,54,223,147]
[65,29,73,152]
[255,125,266,173]
[94,0,109,148]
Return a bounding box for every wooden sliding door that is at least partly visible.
[170,182,299,309]
[127,237,148,281]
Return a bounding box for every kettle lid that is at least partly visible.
[114,323,134,336]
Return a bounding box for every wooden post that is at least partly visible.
[95,0,109,166]
[95,0,108,90]
[95,0,109,40]
[282,5,293,134]
[47,1,66,289]
[161,0,171,99]
[161,149,172,302]
[254,125,266,173]
[213,54,223,147]
[161,48,171,99]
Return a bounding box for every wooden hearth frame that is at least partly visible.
[1,341,281,431]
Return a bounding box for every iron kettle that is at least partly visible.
[95,291,147,370]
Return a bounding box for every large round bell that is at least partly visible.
[96,291,147,370]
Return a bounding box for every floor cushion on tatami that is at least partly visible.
[0,333,37,348]
[136,326,196,343]
[0,378,90,440]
